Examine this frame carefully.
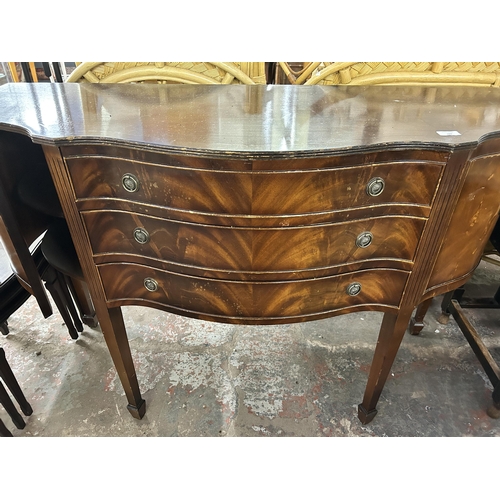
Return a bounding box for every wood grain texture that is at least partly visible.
[65,153,443,224]
[68,145,439,323]
[42,145,146,415]
[3,83,500,422]
[4,84,500,153]
[397,147,473,310]
[84,210,424,278]
[426,142,500,292]
[98,263,409,323]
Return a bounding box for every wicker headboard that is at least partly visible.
[278,62,500,86]
[67,62,266,84]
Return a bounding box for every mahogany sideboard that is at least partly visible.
[1,82,500,424]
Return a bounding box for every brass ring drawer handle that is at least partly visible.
[346,282,362,296]
[366,177,385,197]
[356,231,373,248]
[133,227,150,244]
[122,173,140,193]
[144,278,158,292]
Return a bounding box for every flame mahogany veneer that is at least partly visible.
[1,83,500,423]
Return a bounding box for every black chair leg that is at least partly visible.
[0,418,13,437]
[0,321,8,335]
[0,380,25,429]
[409,298,433,335]
[55,270,83,333]
[42,266,79,339]
[438,289,465,325]
[0,348,32,416]
[65,275,98,328]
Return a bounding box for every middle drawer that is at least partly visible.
[83,210,425,278]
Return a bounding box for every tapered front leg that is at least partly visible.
[100,306,146,419]
[358,309,413,424]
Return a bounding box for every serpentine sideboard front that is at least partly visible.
[1,83,500,423]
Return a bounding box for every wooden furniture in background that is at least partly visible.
[444,299,500,419]
[0,262,33,337]
[0,131,96,339]
[411,222,500,419]
[1,83,500,424]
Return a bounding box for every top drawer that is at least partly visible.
[63,146,444,221]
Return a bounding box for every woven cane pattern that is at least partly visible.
[277,62,500,87]
[67,62,266,84]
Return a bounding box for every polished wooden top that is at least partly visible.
[1,83,500,156]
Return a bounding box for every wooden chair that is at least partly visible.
[66,62,267,84]
[0,227,93,340]
[0,418,13,437]
[276,62,500,86]
[412,222,500,419]
[0,260,33,336]
[0,131,97,340]
[0,347,32,432]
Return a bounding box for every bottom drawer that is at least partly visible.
[99,263,409,323]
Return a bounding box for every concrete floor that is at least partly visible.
[1,263,499,437]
